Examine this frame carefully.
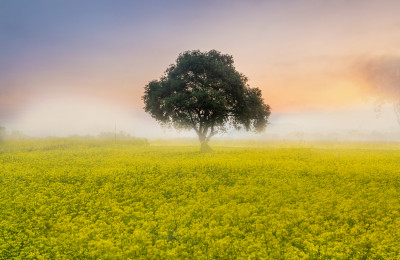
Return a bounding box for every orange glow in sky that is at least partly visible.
[2,0,400,137]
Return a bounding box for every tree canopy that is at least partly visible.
[143,50,271,151]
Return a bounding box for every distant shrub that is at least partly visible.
[0,126,6,143]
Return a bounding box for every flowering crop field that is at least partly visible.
[1,139,400,259]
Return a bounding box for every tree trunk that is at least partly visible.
[200,141,213,153]
[394,101,400,126]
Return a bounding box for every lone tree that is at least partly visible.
[143,50,271,152]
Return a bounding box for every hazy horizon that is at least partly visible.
[2,0,400,140]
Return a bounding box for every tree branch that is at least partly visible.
[394,101,400,125]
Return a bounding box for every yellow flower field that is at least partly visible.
[1,139,400,259]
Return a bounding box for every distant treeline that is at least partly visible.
[259,131,400,142]
[68,131,142,140]
[0,127,30,141]
[0,127,147,143]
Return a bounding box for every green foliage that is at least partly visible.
[1,140,400,258]
[143,50,271,147]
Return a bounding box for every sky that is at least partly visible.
[1,0,400,139]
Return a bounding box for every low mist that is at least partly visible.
[1,95,399,142]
